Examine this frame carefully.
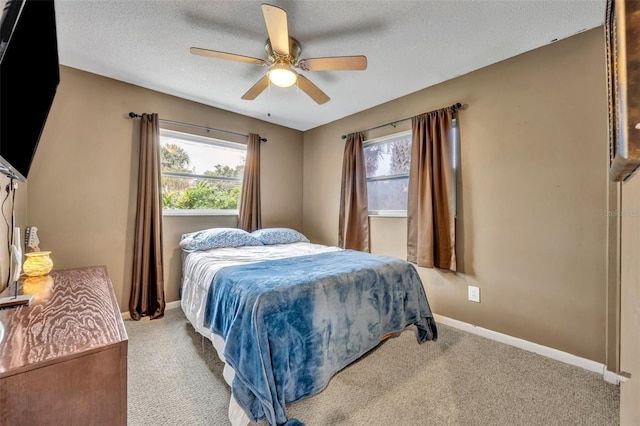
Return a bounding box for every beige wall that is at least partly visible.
[303,28,610,363]
[27,66,303,312]
[619,175,640,425]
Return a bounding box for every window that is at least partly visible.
[160,129,246,214]
[364,130,412,216]
[363,120,457,217]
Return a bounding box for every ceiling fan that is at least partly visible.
[190,3,367,105]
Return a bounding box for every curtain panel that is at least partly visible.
[338,132,370,252]
[130,113,166,320]
[239,133,262,232]
[407,108,456,270]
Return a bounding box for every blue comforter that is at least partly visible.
[203,249,437,426]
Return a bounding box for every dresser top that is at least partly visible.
[0,265,127,377]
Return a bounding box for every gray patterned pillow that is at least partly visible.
[180,227,263,252]
[251,228,310,245]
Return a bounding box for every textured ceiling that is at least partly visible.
[54,1,606,131]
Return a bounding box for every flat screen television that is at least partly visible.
[0,0,59,182]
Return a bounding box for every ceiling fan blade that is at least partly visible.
[298,56,368,71]
[190,47,267,66]
[241,74,271,100]
[261,4,289,56]
[296,74,330,105]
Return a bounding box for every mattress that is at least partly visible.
[181,241,438,425]
[180,242,342,426]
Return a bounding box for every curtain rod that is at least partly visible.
[128,112,267,143]
[340,102,463,140]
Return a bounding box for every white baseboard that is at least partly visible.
[433,314,626,385]
[121,300,181,321]
[166,300,181,311]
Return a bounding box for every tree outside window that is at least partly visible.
[160,129,246,213]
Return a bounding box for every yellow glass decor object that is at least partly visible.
[23,251,53,277]
[22,275,54,302]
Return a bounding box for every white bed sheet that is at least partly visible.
[180,242,342,426]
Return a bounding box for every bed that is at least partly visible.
[180,227,438,426]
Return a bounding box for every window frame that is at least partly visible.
[159,128,247,217]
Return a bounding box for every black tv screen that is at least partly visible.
[0,0,60,182]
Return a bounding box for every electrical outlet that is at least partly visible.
[468,285,480,303]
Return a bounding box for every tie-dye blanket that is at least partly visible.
[203,249,438,426]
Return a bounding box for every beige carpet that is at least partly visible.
[125,308,619,425]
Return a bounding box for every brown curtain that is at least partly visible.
[338,132,369,251]
[129,113,165,320]
[407,108,456,270]
[239,133,262,232]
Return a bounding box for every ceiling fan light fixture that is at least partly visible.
[269,63,297,88]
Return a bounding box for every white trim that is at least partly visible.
[121,300,181,321]
[163,209,239,217]
[604,369,628,384]
[368,210,407,218]
[433,314,626,385]
[166,300,181,311]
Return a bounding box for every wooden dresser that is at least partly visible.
[0,266,127,425]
